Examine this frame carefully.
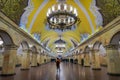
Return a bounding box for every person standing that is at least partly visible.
[56,58,61,71]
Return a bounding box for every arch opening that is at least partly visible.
[84,46,90,53]
[31,46,37,53]
[110,31,120,45]
[93,41,101,50]
[0,30,14,46]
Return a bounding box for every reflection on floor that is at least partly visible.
[0,62,120,80]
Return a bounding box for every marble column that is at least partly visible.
[46,56,48,62]
[31,52,38,67]
[46,56,50,63]
[41,55,43,64]
[21,49,30,70]
[48,56,51,62]
[1,45,17,76]
[77,55,79,64]
[78,55,81,64]
[84,53,90,67]
[44,55,46,63]
[68,57,71,62]
[73,55,76,63]
[37,54,41,65]
[42,55,45,64]
[76,55,79,60]
[43,55,46,63]
[106,45,120,75]
[49,56,51,62]
[91,50,101,70]
[0,53,3,69]
[16,54,22,67]
[39,55,42,64]
[40,55,44,64]
[74,55,77,60]
[78,54,84,65]
[100,55,107,66]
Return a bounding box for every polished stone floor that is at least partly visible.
[0,62,120,80]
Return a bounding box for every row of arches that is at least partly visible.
[68,31,120,75]
[0,29,51,76]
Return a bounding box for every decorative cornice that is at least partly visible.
[4,45,18,50]
[105,44,119,49]
[28,0,49,32]
[0,12,50,53]
[78,16,120,47]
[0,12,40,46]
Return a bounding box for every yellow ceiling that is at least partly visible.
[25,0,102,53]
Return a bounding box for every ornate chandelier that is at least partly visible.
[46,1,80,31]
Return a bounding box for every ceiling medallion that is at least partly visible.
[46,1,80,31]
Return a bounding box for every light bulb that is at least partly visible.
[50,18,53,22]
[70,6,73,12]
[48,8,51,14]
[64,19,66,23]
[64,4,67,10]
[75,13,78,16]
[0,41,3,45]
[58,4,61,10]
[54,18,57,23]
[47,12,49,17]
[71,18,74,22]
[59,19,61,23]
[52,6,55,11]
[68,18,70,23]
[74,8,77,14]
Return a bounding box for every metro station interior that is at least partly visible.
[0,0,120,80]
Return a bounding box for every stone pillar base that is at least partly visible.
[21,68,29,70]
[31,66,38,67]
[1,45,17,76]
[84,65,90,67]
[107,73,120,76]
[101,64,107,67]
[16,64,21,67]
[92,68,101,70]
[106,45,120,75]
[91,50,101,70]
[0,67,2,70]
[0,73,16,76]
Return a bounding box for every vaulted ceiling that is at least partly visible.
[20,0,102,53]
[0,0,120,55]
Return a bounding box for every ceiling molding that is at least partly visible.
[28,0,49,32]
[74,0,95,33]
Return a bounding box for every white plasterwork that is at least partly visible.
[90,0,103,28]
[20,0,34,29]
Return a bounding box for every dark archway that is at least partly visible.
[110,31,120,45]
[21,41,29,50]
[0,30,14,46]
[93,41,101,50]
[31,46,37,53]
[84,46,90,53]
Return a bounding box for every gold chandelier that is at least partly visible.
[46,1,80,31]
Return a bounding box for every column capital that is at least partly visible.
[32,51,39,54]
[90,49,99,52]
[28,49,32,52]
[105,44,119,49]
[22,49,29,52]
[4,44,18,50]
[83,51,89,54]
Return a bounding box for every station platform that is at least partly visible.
[0,62,120,80]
